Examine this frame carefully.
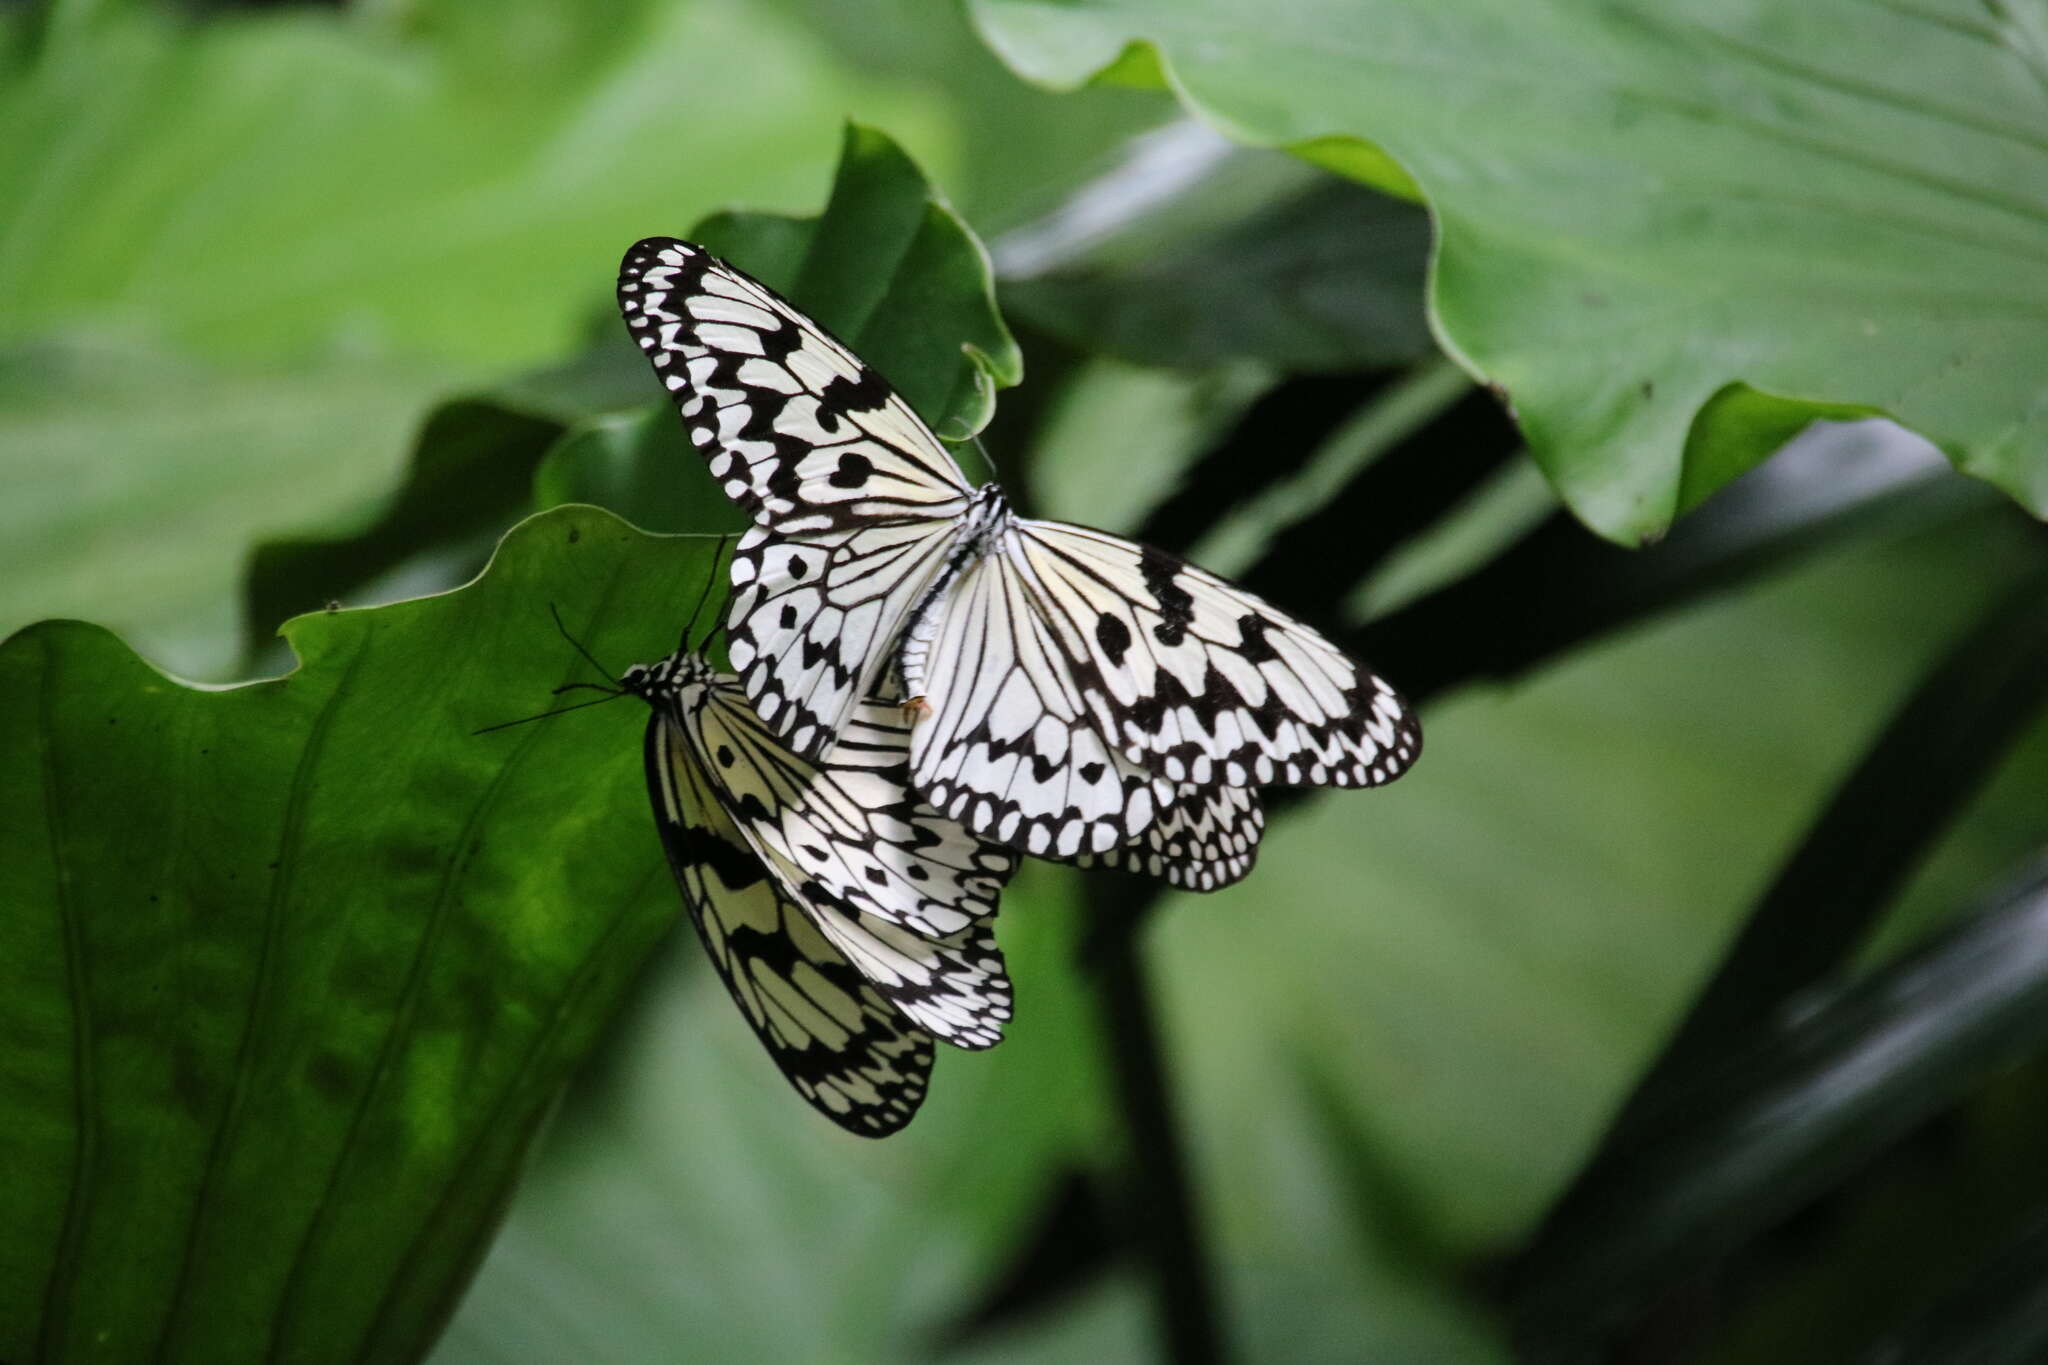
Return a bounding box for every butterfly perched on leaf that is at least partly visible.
[617,238,1421,891]
[618,645,1018,1136]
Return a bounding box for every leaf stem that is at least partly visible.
[1088,874,1230,1365]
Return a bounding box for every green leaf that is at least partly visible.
[1002,170,1434,372]
[232,326,660,658]
[694,123,1023,443]
[0,506,715,1364]
[1500,552,2048,1354]
[1861,1215,2048,1365]
[0,0,955,679]
[1133,506,2048,1345]
[971,0,2048,543]
[242,397,568,653]
[435,864,1113,1363]
[1616,559,2048,1112]
[759,0,1178,234]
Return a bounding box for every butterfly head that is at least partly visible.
[618,650,717,709]
[966,479,1009,523]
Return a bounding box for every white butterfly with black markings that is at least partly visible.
[618,238,1419,889]
[616,645,1018,1137]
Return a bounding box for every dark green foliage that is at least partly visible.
[0,510,709,1363]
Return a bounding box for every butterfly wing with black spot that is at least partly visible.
[618,237,973,532]
[907,547,1167,861]
[725,518,957,760]
[643,707,933,1136]
[689,677,1016,1050]
[896,533,1268,890]
[1005,520,1422,790]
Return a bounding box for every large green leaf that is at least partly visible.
[0,103,1040,1361]
[1002,158,1435,372]
[762,0,1176,234]
[1139,505,2048,1355]
[1506,871,2048,1361]
[531,406,749,537]
[1614,559,2048,1110]
[241,397,570,655]
[971,0,2048,544]
[0,506,717,1364]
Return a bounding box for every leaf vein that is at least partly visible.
[149,637,374,1364]
[33,632,96,1365]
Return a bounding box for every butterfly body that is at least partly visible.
[896,480,1013,704]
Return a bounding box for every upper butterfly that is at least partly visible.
[617,238,1420,877]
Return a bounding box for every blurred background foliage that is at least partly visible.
[5,0,2048,1362]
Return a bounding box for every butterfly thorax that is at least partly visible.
[897,482,1011,699]
[618,650,716,720]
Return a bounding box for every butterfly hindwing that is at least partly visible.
[1082,776,1264,892]
[643,710,933,1136]
[618,238,972,533]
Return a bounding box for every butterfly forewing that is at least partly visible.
[643,711,933,1136]
[618,238,973,532]
[909,548,1163,859]
[1008,521,1422,789]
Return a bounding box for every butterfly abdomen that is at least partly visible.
[896,484,1012,700]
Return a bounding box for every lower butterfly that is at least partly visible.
[618,646,1019,1137]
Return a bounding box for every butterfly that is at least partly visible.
[617,238,1420,888]
[616,643,1018,1137]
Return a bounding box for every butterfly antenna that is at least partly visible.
[550,603,614,683]
[960,434,999,486]
[551,680,621,698]
[680,534,733,654]
[472,690,628,737]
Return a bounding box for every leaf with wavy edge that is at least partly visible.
[0,506,712,1364]
[972,0,2048,543]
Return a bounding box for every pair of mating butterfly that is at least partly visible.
[585,239,1420,1136]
